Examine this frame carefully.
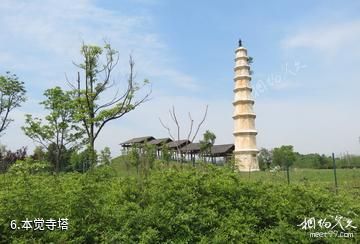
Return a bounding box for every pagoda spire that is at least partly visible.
[233,40,259,171]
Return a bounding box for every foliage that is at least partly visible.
[7,158,51,175]
[294,153,332,169]
[22,87,82,173]
[199,130,216,161]
[31,146,46,161]
[263,149,360,169]
[46,143,73,172]
[71,43,150,166]
[99,147,111,165]
[126,144,157,178]
[140,143,157,174]
[127,145,140,174]
[0,72,26,136]
[0,165,358,243]
[273,145,296,184]
[258,147,273,170]
[273,145,296,169]
[160,144,171,165]
[336,154,360,168]
[0,146,27,173]
[69,147,98,173]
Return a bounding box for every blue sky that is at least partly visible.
[0,0,359,156]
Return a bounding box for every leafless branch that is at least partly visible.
[159,118,175,141]
[64,73,76,90]
[190,105,208,142]
[187,112,194,141]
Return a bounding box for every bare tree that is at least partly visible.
[159,105,208,161]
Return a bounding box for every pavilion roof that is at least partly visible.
[166,139,190,149]
[210,144,235,156]
[120,136,155,146]
[181,143,201,153]
[148,138,173,146]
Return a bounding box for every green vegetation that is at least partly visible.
[112,155,360,197]
[273,145,296,184]
[0,160,359,243]
[22,87,82,173]
[0,42,151,174]
[199,130,216,162]
[258,146,360,170]
[0,72,26,136]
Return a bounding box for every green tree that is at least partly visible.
[0,72,26,135]
[319,154,331,169]
[199,130,216,162]
[69,147,97,172]
[140,143,156,174]
[31,146,46,161]
[258,148,273,170]
[22,87,83,173]
[46,142,74,171]
[160,144,171,165]
[272,145,296,184]
[128,145,140,174]
[70,43,150,166]
[99,147,111,165]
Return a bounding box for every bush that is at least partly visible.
[69,147,98,172]
[0,165,358,243]
[8,158,51,175]
[0,146,27,173]
[99,147,111,165]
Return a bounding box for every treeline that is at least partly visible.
[293,153,360,169]
[258,147,360,170]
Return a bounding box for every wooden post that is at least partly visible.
[332,153,338,194]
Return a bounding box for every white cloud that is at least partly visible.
[282,20,360,55]
[0,0,198,90]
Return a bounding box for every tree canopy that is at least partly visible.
[22,87,82,172]
[0,71,26,136]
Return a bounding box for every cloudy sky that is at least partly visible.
[0,0,359,156]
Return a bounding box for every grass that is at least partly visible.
[111,155,360,198]
[241,168,359,185]
[241,168,360,198]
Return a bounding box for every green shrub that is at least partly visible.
[69,147,97,172]
[0,164,358,243]
[8,158,51,175]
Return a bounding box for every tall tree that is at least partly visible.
[0,72,26,136]
[22,87,82,173]
[258,148,273,170]
[99,146,111,165]
[272,145,296,184]
[69,43,150,166]
[200,130,216,162]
